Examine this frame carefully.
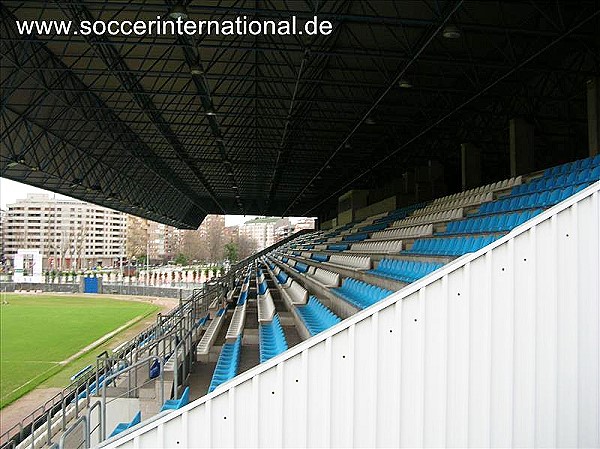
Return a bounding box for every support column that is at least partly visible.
[461,143,482,191]
[587,77,600,157]
[509,117,535,177]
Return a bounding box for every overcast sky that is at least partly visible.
[0,177,264,227]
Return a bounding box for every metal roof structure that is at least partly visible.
[1,1,599,228]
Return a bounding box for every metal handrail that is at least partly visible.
[171,313,196,401]
[101,356,164,441]
[87,401,102,447]
[0,234,307,447]
[59,416,89,449]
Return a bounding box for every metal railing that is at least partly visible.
[59,416,88,449]
[100,356,164,441]
[0,231,310,449]
[0,286,213,449]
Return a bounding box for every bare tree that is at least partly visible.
[73,222,89,270]
[206,219,225,262]
[236,234,258,260]
[127,218,149,259]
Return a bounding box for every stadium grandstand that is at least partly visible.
[1,1,599,448]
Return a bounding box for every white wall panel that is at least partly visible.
[102,182,600,449]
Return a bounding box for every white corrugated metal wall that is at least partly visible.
[104,182,599,448]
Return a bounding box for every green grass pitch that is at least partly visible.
[0,294,158,408]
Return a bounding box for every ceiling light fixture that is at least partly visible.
[206,110,216,116]
[168,4,188,20]
[190,65,203,76]
[442,25,461,39]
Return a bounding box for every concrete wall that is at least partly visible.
[1,282,80,293]
[336,209,353,226]
[99,284,194,300]
[355,196,396,221]
[0,282,193,300]
[320,218,336,230]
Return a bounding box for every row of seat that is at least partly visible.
[311,253,329,262]
[478,184,588,215]
[369,259,443,283]
[343,232,369,242]
[257,290,276,323]
[332,278,393,310]
[257,278,268,295]
[226,302,246,340]
[208,335,242,392]
[407,235,498,257]
[160,386,190,412]
[196,308,226,355]
[543,154,600,177]
[412,192,492,217]
[441,209,542,235]
[259,315,288,363]
[359,221,389,233]
[109,411,141,438]
[328,243,350,251]
[276,270,289,284]
[319,203,426,241]
[392,208,464,228]
[296,297,341,336]
[307,267,340,288]
[430,176,521,204]
[328,254,372,270]
[370,224,433,241]
[281,279,309,305]
[293,261,309,273]
[513,166,600,195]
[371,203,426,224]
[237,289,248,306]
[349,240,403,254]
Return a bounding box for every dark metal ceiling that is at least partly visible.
[1,1,599,228]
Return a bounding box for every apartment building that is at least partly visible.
[239,217,282,251]
[2,193,126,269]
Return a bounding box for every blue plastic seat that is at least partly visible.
[237,290,248,305]
[109,411,141,438]
[369,259,443,283]
[160,387,190,412]
[546,188,561,206]
[360,222,389,232]
[259,315,288,362]
[343,233,368,242]
[328,243,350,251]
[258,280,268,295]
[209,336,242,392]
[332,278,393,310]
[293,262,309,273]
[276,271,289,284]
[296,297,341,336]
